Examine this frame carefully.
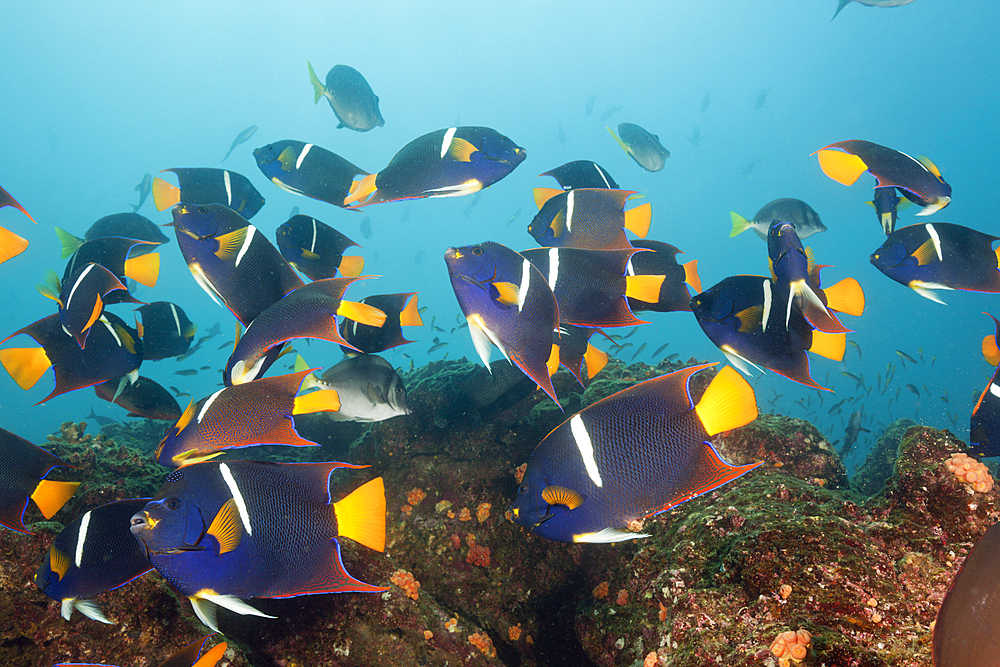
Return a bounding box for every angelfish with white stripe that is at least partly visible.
[510,364,761,543]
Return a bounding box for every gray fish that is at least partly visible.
[506,208,522,227]
[130,174,153,212]
[289,206,300,218]
[308,61,384,132]
[833,0,916,20]
[700,91,711,114]
[221,125,258,162]
[311,354,409,422]
[729,198,827,240]
[203,322,223,339]
[741,159,759,176]
[754,88,770,110]
[839,410,870,456]
[85,408,118,428]
[608,123,669,172]
[598,105,623,122]
[687,126,703,147]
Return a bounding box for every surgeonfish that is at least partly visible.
[0,427,79,534]
[305,353,410,422]
[129,460,386,631]
[445,241,561,407]
[135,301,197,361]
[625,240,701,313]
[540,161,620,190]
[94,376,182,421]
[254,140,369,209]
[870,222,1000,304]
[155,369,341,467]
[527,188,650,250]
[0,183,35,264]
[510,364,760,543]
[153,168,266,219]
[813,140,951,216]
[767,221,848,333]
[222,125,258,162]
[308,62,384,132]
[344,127,526,207]
[607,123,670,172]
[33,498,153,623]
[54,635,228,667]
[275,215,364,281]
[729,198,827,240]
[338,292,422,354]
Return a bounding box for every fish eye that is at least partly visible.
[197,207,207,214]
[165,498,181,511]
[518,484,528,495]
[472,247,483,256]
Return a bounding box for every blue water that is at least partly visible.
[1,1,997,473]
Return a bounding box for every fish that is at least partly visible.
[360,216,372,240]
[462,191,482,216]
[585,95,596,116]
[510,364,760,543]
[253,140,369,209]
[981,313,1000,366]
[0,427,79,534]
[607,123,670,172]
[276,215,364,281]
[813,140,951,216]
[848,340,862,361]
[626,240,701,313]
[631,342,647,360]
[0,184,34,264]
[221,124,257,162]
[171,203,304,326]
[307,62,384,132]
[427,339,448,354]
[554,325,609,385]
[729,198,827,240]
[871,223,1000,303]
[741,159,760,176]
[528,188,650,250]
[57,635,228,667]
[0,312,143,404]
[540,161,620,190]
[202,322,222,340]
[521,247,662,328]
[767,221,847,333]
[971,355,1000,457]
[225,277,384,386]
[41,263,137,349]
[754,88,770,110]
[85,407,118,428]
[33,498,153,623]
[70,212,171,251]
[174,369,198,376]
[506,208,522,227]
[838,410,870,457]
[867,187,913,236]
[700,91,711,113]
[152,168,266,219]
[344,127,526,207]
[841,371,863,388]
[155,369,341,467]
[690,275,846,391]
[135,301,197,361]
[57,235,161,302]
[833,0,916,20]
[445,242,561,407]
[95,375,182,420]
[687,126,703,147]
[304,353,410,422]
[652,342,670,358]
[130,174,153,212]
[129,460,386,631]
[168,386,189,398]
[338,292,422,354]
[598,105,622,122]
[905,383,920,397]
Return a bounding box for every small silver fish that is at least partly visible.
[310,354,409,422]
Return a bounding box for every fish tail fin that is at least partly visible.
[815,149,868,186]
[193,642,229,667]
[30,479,80,519]
[124,252,160,287]
[832,0,850,20]
[54,227,84,260]
[822,277,865,317]
[152,177,180,211]
[624,203,651,238]
[35,269,63,306]
[344,173,378,207]
[292,388,341,415]
[399,294,422,327]
[983,334,1000,366]
[338,255,365,278]
[0,225,29,265]
[607,126,630,155]
[625,274,664,302]
[683,259,702,294]
[307,61,325,104]
[334,477,386,552]
[729,212,752,237]
[584,343,608,379]
[545,343,560,378]
[338,301,386,328]
[0,347,52,389]
[694,365,758,436]
[532,187,563,210]
[809,331,846,361]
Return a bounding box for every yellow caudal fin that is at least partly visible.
[624,202,651,238]
[542,485,584,510]
[338,301,386,327]
[729,212,752,237]
[344,173,378,206]
[334,477,386,552]
[983,334,1000,366]
[124,251,160,287]
[810,330,846,361]
[36,270,63,305]
[54,227,84,259]
[207,498,243,555]
[625,274,664,302]
[30,479,80,519]
[214,228,249,262]
[584,343,608,378]
[546,344,560,377]
[532,187,563,210]
[152,177,180,211]
[822,277,865,317]
[399,295,422,327]
[192,642,228,667]
[683,259,702,294]
[0,225,29,265]
[815,149,869,186]
[694,366,758,437]
[292,388,341,414]
[293,353,310,374]
[0,347,52,390]
[307,60,325,104]
[338,255,365,278]
[607,126,630,155]
[447,137,478,162]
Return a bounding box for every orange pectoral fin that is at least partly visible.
[192,642,228,667]
[447,137,479,162]
[152,177,180,211]
[815,149,869,186]
[683,259,702,294]
[344,173,378,206]
[533,187,563,210]
[0,225,29,264]
[338,301,386,328]
[338,255,365,278]
[124,252,160,287]
[30,479,80,519]
[0,347,52,390]
[334,477,386,552]
[624,202,652,238]
[546,344,560,378]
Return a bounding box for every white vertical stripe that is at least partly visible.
[223,171,233,206]
[990,383,1000,398]
[99,317,122,347]
[75,511,91,567]
[570,415,602,487]
[198,389,224,423]
[547,248,560,290]
[219,463,253,536]
[310,218,318,253]
[440,128,457,158]
[925,223,943,261]
[169,303,182,337]
[65,263,96,310]
[566,190,575,231]
[296,143,313,170]
[762,280,773,332]
[235,226,256,267]
[594,164,611,189]
[517,259,530,312]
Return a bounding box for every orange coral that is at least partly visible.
[407,487,426,507]
[468,632,496,658]
[445,617,458,633]
[514,462,527,484]
[770,629,812,667]
[615,589,629,606]
[592,581,609,600]
[422,630,433,640]
[779,583,793,600]
[643,651,661,667]
[658,602,668,623]
[508,624,522,641]
[390,569,420,600]
[467,544,491,567]
[458,507,472,522]
[476,502,491,523]
[945,453,994,493]
[450,533,462,550]
[400,504,413,516]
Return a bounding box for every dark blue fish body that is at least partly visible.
[554,324,608,385]
[254,140,369,209]
[34,498,153,623]
[871,186,904,236]
[338,292,421,354]
[153,168,265,219]
[60,236,161,305]
[767,221,845,333]
[308,62,384,132]
[275,215,363,281]
[58,263,136,349]
[85,212,169,247]
[95,376,181,420]
[971,353,1000,457]
[0,427,78,534]
[541,161,619,190]
[136,302,196,361]
[626,240,700,313]
[527,188,647,250]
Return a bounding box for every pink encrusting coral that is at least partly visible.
[945,452,994,493]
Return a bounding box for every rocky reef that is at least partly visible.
[2,358,993,666]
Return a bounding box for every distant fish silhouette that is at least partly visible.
[833,0,916,20]
[598,105,623,122]
[585,94,596,117]
[687,126,703,147]
[130,174,153,212]
[222,125,258,162]
[754,88,770,110]
[700,91,711,114]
